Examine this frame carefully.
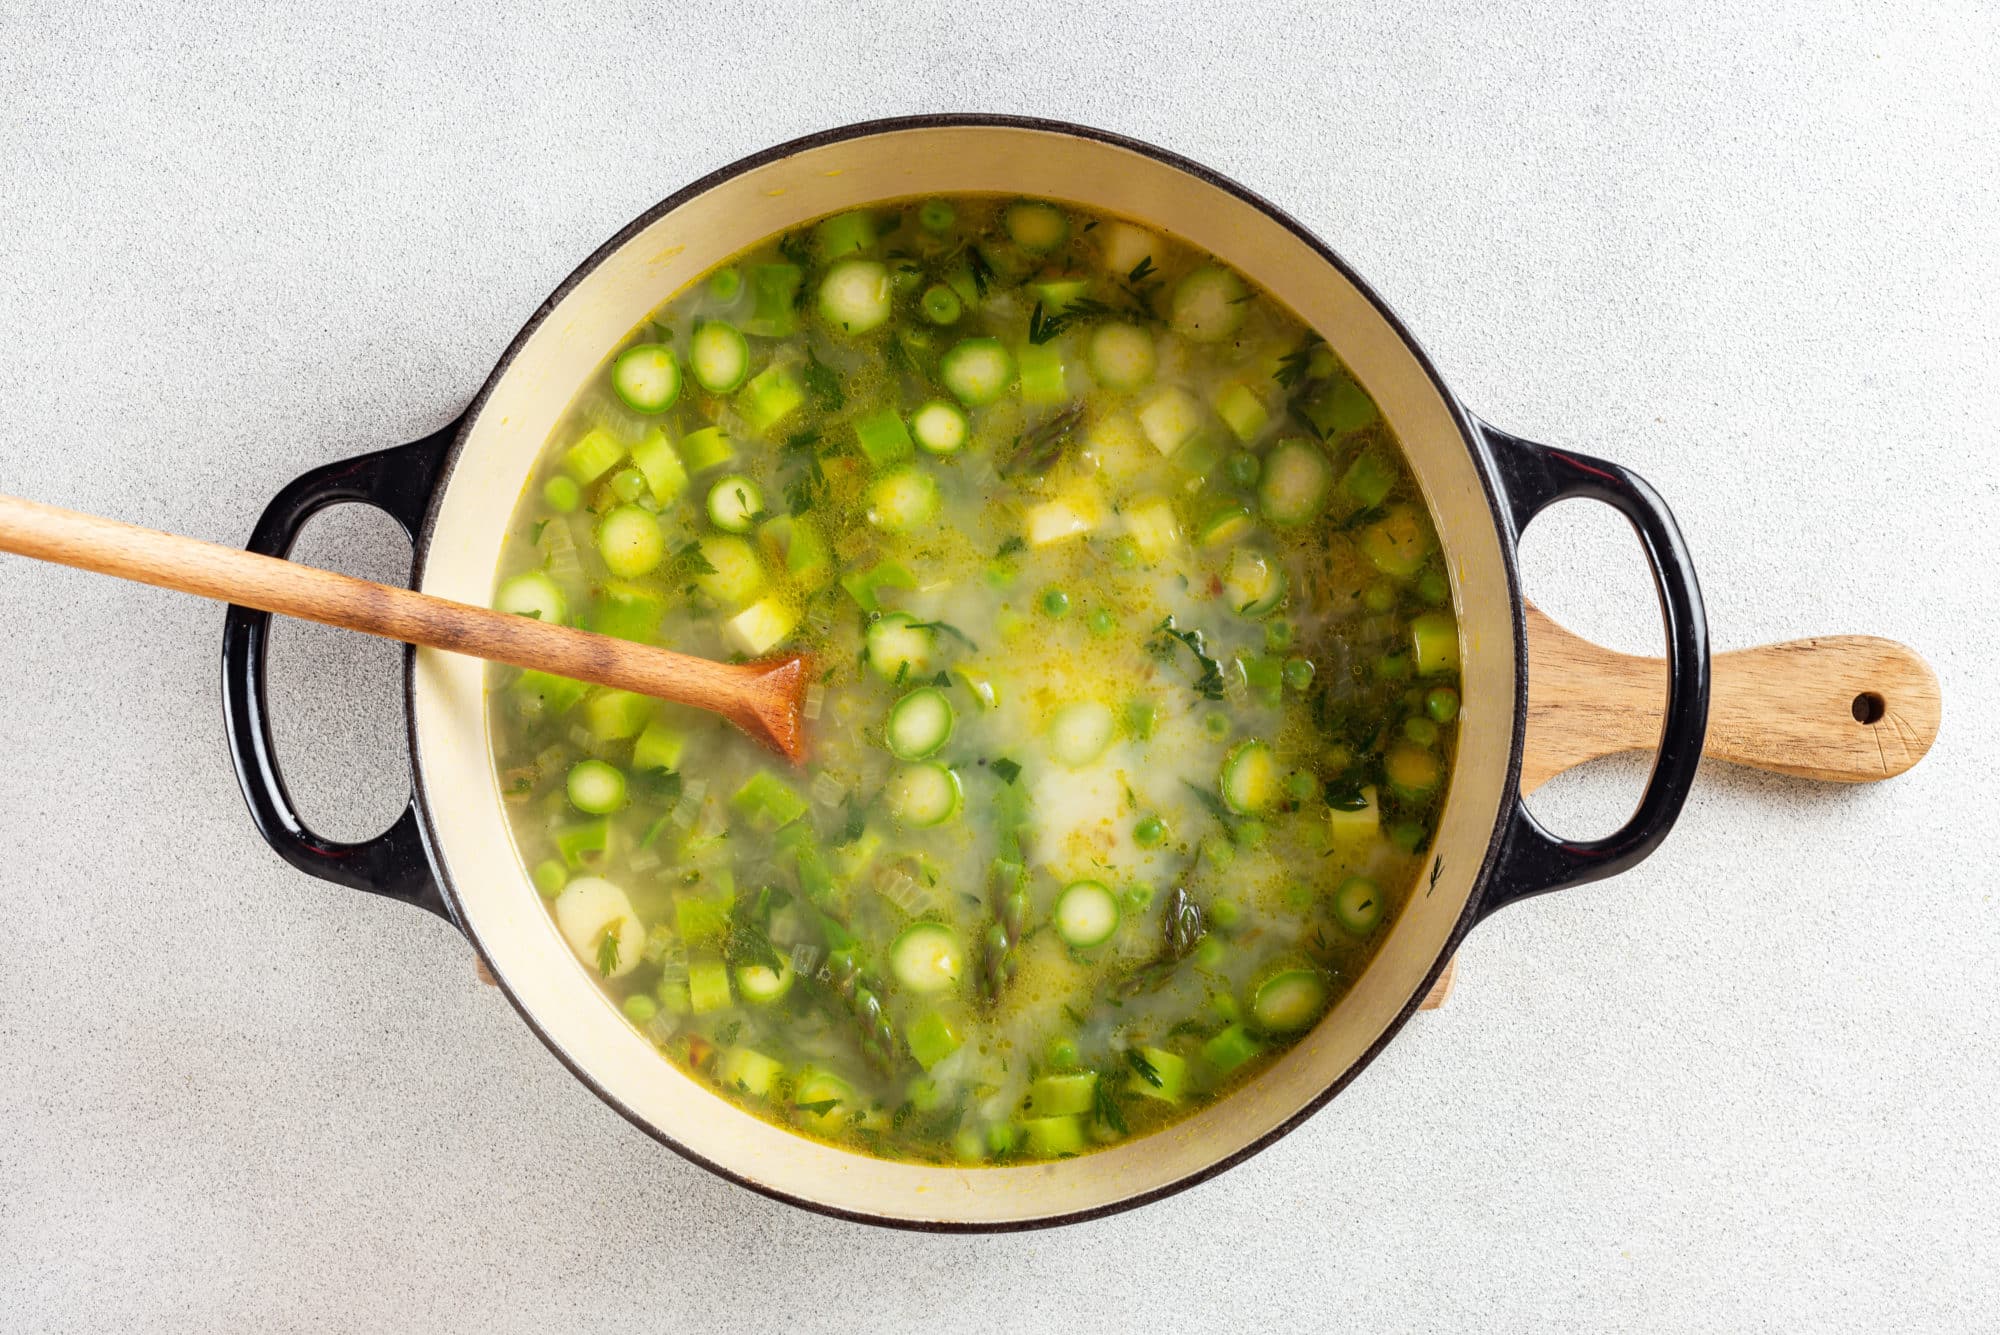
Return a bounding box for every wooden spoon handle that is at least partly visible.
[0,493,808,759]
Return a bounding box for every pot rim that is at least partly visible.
[408,114,1529,1231]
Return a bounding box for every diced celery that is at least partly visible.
[838,559,915,613]
[1340,443,1397,510]
[813,210,875,259]
[1030,277,1092,312]
[1302,373,1380,437]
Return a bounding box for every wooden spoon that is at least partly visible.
[1417,602,1941,1008]
[0,494,814,762]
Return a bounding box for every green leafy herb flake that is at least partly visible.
[991,758,1023,785]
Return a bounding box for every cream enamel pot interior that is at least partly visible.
[220,116,1710,1231]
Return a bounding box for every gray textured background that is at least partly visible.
[3,2,1996,1330]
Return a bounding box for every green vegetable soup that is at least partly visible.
[486,196,1460,1164]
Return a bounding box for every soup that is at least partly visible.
[485,196,1459,1164]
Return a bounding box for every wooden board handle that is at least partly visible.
[1418,604,1939,1010]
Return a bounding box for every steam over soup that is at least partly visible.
[487,196,1460,1164]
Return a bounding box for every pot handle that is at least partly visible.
[1475,422,1711,915]
[219,420,460,922]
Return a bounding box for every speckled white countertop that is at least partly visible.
[3,2,1996,1330]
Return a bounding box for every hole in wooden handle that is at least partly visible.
[1851,691,1887,725]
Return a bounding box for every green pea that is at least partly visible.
[622,993,659,1024]
[1403,716,1440,746]
[1204,713,1231,739]
[1040,587,1071,617]
[532,859,568,898]
[1225,450,1261,488]
[1194,937,1226,970]
[1417,569,1450,606]
[1264,619,1295,652]
[1044,1037,1080,1070]
[1112,537,1142,569]
[1363,580,1398,613]
[1209,897,1242,930]
[908,1076,945,1111]
[1125,881,1157,910]
[1287,771,1320,802]
[1283,657,1315,691]
[1233,818,1267,849]
[1134,814,1167,846]
[609,466,647,503]
[1203,836,1236,870]
[1426,687,1461,723]
[1389,820,1427,854]
[1088,608,1117,636]
[542,475,581,513]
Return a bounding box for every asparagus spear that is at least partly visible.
[977,775,1034,1003]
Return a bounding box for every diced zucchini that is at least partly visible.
[1411,611,1459,675]
[1024,492,1101,547]
[630,428,688,505]
[852,406,915,470]
[723,596,800,656]
[1122,494,1181,563]
[940,338,1013,406]
[1022,1114,1087,1157]
[745,263,802,338]
[582,689,652,741]
[1326,785,1381,849]
[1213,381,1271,442]
[632,718,686,774]
[1126,1046,1188,1103]
[737,364,805,435]
[687,952,733,1013]
[1340,443,1397,510]
[813,209,876,259]
[589,582,666,643]
[717,1046,783,1098]
[562,427,625,485]
[1301,372,1380,438]
[1202,1024,1263,1075]
[1017,343,1067,404]
[1137,386,1203,454]
[515,668,588,717]
[1028,1072,1098,1118]
[679,425,736,473]
[906,1010,963,1070]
